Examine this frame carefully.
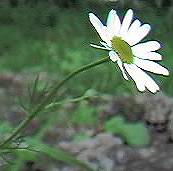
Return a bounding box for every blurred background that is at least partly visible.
[0,1,173,171]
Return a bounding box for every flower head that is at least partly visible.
[89,9,169,93]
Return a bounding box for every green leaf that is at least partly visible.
[27,138,94,171]
[104,116,125,134]
[14,148,37,161]
[104,116,150,146]
[71,102,98,125]
[122,123,150,146]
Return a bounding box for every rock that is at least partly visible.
[59,133,122,171]
[96,133,123,146]
[135,93,173,124]
[138,148,156,158]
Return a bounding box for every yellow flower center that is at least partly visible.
[111,36,133,64]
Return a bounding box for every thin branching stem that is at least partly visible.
[44,95,98,111]
[0,57,109,148]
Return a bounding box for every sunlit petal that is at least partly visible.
[89,13,110,44]
[132,41,161,55]
[134,57,169,75]
[129,24,151,46]
[123,19,141,45]
[135,52,162,61]
[120,9,133,37]
[128,19,141,35]
[124,64,145,92]
[107,9,121,37]
[124,64,159,93]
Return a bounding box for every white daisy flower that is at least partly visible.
[89,9,169,93]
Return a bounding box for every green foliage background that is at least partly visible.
[0,0,172,95]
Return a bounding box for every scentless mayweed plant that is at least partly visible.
[0,8,169,171]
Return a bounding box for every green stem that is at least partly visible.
[46,56,109,103]
[44,95,97,111]
[0,57,109,148]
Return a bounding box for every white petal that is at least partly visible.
[135,52,162,61]
[100,41,111,50]
[128,24,151,46]
[120,9,133,38]
[109,51,118,62]
[107,9,121,37]
[89,13,111,44]
[123,19,141,45]
[134,65,160,93]
[142,74,160,93]
[134,57,169,76]
[89,13,104,35]
[124,64,145,92]
[132,41,161,55]
[124,64,160,93]
[128,19,141,35]
[102,26,112,46]
[117,59,129,80]
[90,44,109,50]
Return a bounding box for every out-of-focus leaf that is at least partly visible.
[104,116,150,146]
[122,123,150,146]
[105,116,125,134]
[71,102,98,126]
[14,148,37,161]
[27,138,94,171]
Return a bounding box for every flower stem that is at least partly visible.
[0,56,109,148]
